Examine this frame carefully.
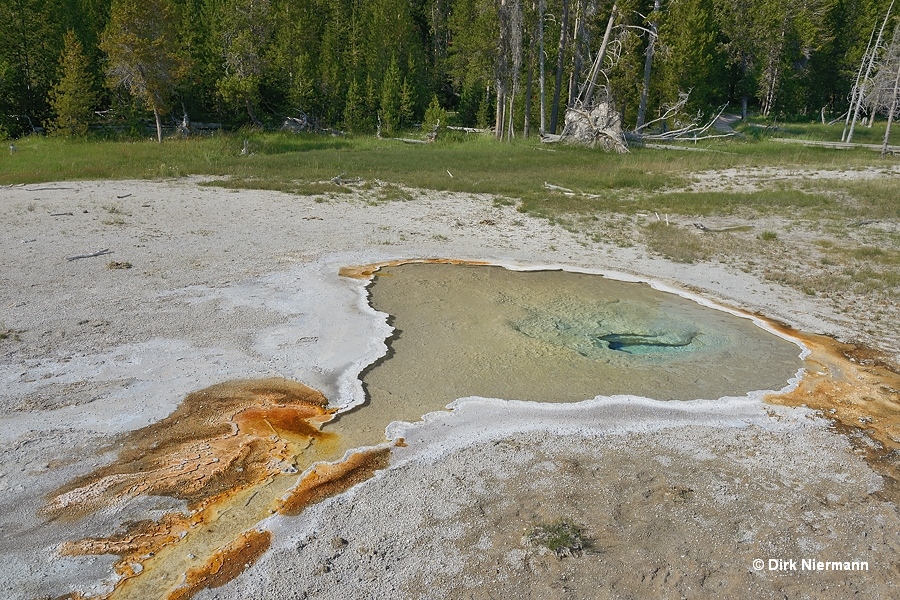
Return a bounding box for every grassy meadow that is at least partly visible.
[2,121,896,196]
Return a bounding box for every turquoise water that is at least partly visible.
[335,263,803,445]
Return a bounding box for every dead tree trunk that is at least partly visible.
[636,0,660,131]
[555,96,628,153]
[538,0,546,134]
[524,32,534,138]
[506,0,524,141]
[761,20,787,118]
[153,107,163,143]
[844,20,879,141]
[246,99,263,128]
[740,56,749,120]
[567,0,586,110]
[549,0,570,134]
[883,47,900,156]
[542,8,628,154]
[582,4,616,108]
[848,0,894,143]
[507,94,516,140]
[495,86,505,139]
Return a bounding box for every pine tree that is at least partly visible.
[173,0,217,119]
[380,55,403,134]
[48,30,97,136]
[214,0,274,127]
[344,77,368,132]
[268,0,328,119]
[0,0,69,134]
[657,0,725,117]
[364,73,379,128]
[318,0,351,125]
[713,0,761,119]
[0,58,14,138]
[100,0,187,142]
[606,0,647,128]
[447,0,499,124]
[400,77,415,128]
[422,93,446,131]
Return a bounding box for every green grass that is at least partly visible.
[643,221,712,263]
[737,116,899,146]
[199,178,352,196]
[652,189,834,216]
[1,130,891,196]
[0,325,21,342]
[527,518,592,558]
[800,179,900,220]
[521,187,836,221]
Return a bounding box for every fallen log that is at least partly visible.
[446,126,490,134]
[330,173,362,185]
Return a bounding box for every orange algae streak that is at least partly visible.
[339,258,492,279]
[166,529,273,600]
[764,323,900,497]
[46,378,335,597]
[59,512,195,559]
[45,378,334,519]
[279,447,392,516]
[234,405,334,444]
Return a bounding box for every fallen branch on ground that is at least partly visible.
[692,223,752,233]
[66,249,112,261]
[544,182,574,193]
[632,96,735,143]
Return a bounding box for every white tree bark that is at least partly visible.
[848,0,894,143]
[582,3,616,108]
[538,0,546,134]
[153,108,163,144]
[882,43,900,156]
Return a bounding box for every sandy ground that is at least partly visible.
[0,175,898,599]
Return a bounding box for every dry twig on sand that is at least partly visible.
[66,249,112,261]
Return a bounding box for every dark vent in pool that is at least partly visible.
[599,333,696,354]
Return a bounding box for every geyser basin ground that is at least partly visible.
[1,179,898,600]
[359,263,803,420]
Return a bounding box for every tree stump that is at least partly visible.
[560,99,628,153]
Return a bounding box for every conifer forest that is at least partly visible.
[1,0,899,140]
